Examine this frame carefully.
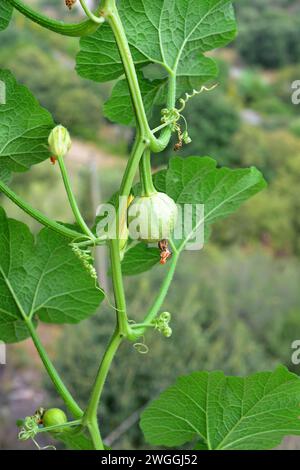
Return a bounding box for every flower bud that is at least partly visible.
[162,326,172,338]
[182,131,192,144]
[48,125,71,158]
[160,312,171,323]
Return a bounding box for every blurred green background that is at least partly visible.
[1,0,300,450]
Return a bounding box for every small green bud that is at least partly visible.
[48,125,71,158]
[160,312,171,323]
[182,131,192,144]
[163,326,172,338]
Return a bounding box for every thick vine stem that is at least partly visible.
[103,135,146,341]
[0,179,83,240]
[8,0,103,37]
[103,135,146,340]
[103,0,174,153]
[109,239,129,337]
[88,418,104,450]
[105,4,150,136]
[83,330,122,449]
[25,319,83,419]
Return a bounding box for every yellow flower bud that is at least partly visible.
[48,125,71,158]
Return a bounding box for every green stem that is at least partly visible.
[139,148,156,197]
[88,418,104,450]
[106,4,150,135]
[130,250,179,339]
[109,240,128,337]
[131,322,154,330]
[83,330,122,449]
[57,155,95,240]
[107,136,146,338]
[37,420,82,434]
[0,179,82,240]
[102,135,146,339]
[8,0,102,37]
[79,0,105,24]
[106,2,175,153]
[152,120,173,135]
[150,72,177,153]
[119,134,146,198]
[25,319,83,419]
[145,252,179,324]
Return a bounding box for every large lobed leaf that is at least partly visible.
[140,365,300,450]
[0,69,54,173]
[162,156,266,241]
[77,0,236,83]
[0,1,13,31]
[122,156,266,275]
[0,208,104,343]
[77,0,236,126]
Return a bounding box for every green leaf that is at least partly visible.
[153,169,167,192]
[194,441,209,450]
[0,69,54,173]
[57,428,95,450]
[0,1,13,31]
[76,0,236,100]
[121,0,235,78]
[140,365,300,450]
[0,208,104,343]
[122,243,160,276]
[104,73,166,126]
[0,168,11,184]
[76,22,148,83]
[162,156,266,249]
[57,428,111,450]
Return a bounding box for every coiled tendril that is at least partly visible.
[160,84,218,149]
[18,415,56,450]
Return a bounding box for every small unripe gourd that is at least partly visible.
[127,192,178,243]
[42,408,67,432]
